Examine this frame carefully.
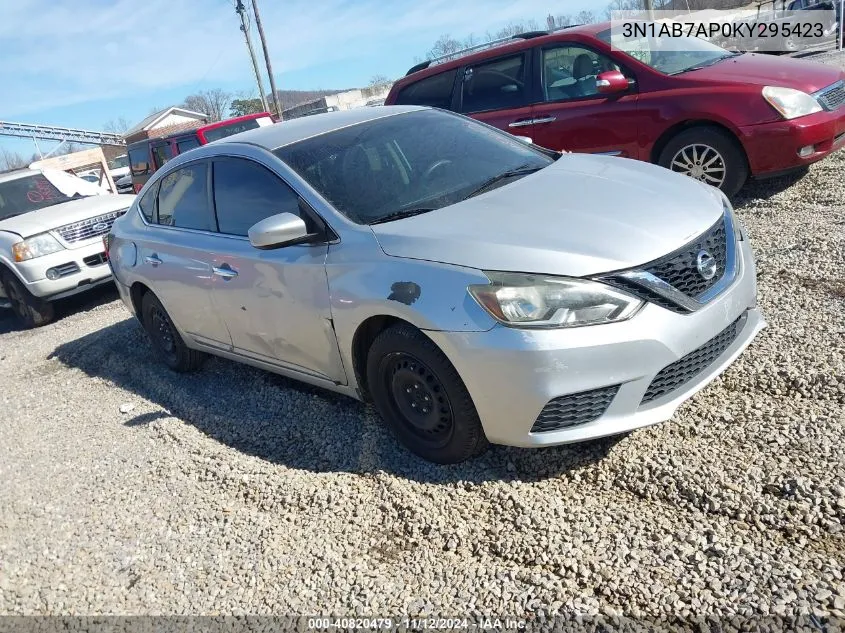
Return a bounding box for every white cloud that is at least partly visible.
[0,0,597,118]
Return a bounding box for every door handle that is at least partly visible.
[212,264,238,280]
[508,119,535,128]
[532,116,557,125]
[144,254,162,267]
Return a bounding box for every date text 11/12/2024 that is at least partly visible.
[307,617,527,630]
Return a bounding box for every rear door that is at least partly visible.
[457,51,537,137]
[135,161,232,350]
[528,43,641,158]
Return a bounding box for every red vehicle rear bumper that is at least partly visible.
[739,109,845,177]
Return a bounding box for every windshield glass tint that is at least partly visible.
[202,119,260,143]
[598,27,731,75]
[274,109,553,224]
[0,173,74,220]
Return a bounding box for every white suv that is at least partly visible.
[0,168,134,327]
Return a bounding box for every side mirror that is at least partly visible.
[248,212,310,249]
[596,70,629,95]
[515,135,533,144]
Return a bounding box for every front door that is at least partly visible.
[136,161,231,349]
[529,43,641,158]
[207,156,346,383]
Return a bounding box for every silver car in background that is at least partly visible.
[107,106,765,464]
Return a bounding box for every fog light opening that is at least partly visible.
[798,145,815,158]
[46,268,60,280]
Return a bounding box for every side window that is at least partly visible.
[128,144,151,176]
[212,158,301,236]
[152,143,173,169]
[461,54,528,114]
[156,163,214,231]
[137,181,158,222]
[395,69,457,109]
[541,46,625,102]
[176,137,201,154]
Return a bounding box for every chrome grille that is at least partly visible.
[644,217,727,299]
[641,317,743,405]
[531,385,619,433]
[816,81,845,111]
[55,210,126,244]
[83,253,107,267]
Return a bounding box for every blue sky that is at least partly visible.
[0,0,605,158]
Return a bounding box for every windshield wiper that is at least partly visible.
[671,53,741,75]
[368,207,436,225]
[465,164,544,199]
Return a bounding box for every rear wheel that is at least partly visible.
[1,272,54,328]
[140,292,205,372]
[658,126,748,198]
[366,323,488,464]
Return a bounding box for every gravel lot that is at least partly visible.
[2,88,844,622]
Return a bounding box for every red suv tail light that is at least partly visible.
[133,183,142,194]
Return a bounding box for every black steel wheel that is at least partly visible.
[140,292,205,372]
[366,323,488,464]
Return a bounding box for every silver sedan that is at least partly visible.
[107,105,765,463]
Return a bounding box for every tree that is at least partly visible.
[368,75,393,92]
[229,98,265,117]
[181,89,232,122]
[0,147,28,172]
[103,117,131,134]
[426,34,463,60]
[575,10,598,24]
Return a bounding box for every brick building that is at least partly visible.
[123,107,208,145]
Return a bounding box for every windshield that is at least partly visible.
[0,173,77,220]
[108,154,129,170]
[274,109,554,225]
[598,27,736,75]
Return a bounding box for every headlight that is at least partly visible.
[12,233,65,262]
[468,272,643,328]
[762,86,822,120]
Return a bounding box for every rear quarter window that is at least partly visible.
[129,144,151,177]
[395,69,458,109]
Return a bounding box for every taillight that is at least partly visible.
[133,183,142,194]
[103,234,112,259]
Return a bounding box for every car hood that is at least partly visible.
[689,53,843,93]
[0,195,134,239]
[371,155,725,278]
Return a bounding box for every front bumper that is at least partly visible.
[9,238,113,300]
[740,107,845,176]
[425,239,764,448]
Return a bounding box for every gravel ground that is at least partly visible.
[2,93,844,623]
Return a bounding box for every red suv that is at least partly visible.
[386,23,845,197]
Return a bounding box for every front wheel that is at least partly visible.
[1,272,55,328]
[658,126,749,198]
[366,324,488,464]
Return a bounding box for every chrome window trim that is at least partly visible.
[600,209,739,313]
[132,148,347,243]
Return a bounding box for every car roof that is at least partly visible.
[0,169,37,184]
[392,23,610,89]
[218,105,427,149]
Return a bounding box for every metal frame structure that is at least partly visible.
[0,120,125,146]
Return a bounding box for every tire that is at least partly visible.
[366,323,489,464]
[140,291,205,372]
[657,126,749,199]
[1,271,55,328]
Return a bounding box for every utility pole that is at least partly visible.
[250,0,282,119]
[235,0,269,114]
[644,0,655,20]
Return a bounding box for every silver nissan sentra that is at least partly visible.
[107,105,765,463]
